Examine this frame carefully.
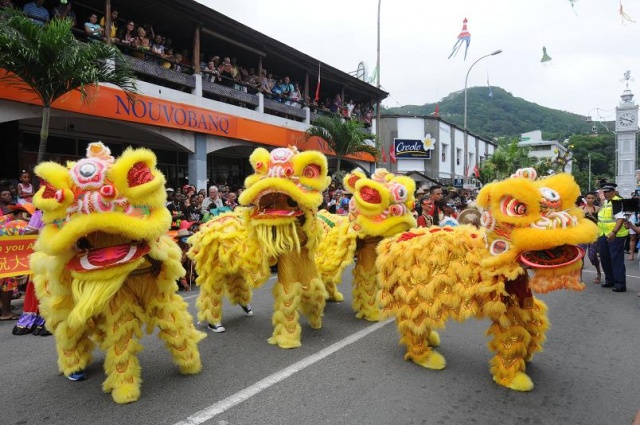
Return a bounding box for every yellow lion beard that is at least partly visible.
[254,222,302,258]
[67,261,141,329]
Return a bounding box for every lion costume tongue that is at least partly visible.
[66,242,150,272]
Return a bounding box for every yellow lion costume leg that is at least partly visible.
[487,301,548,391]
[269,279,302,349]
[299,275,328,330]
[100,285,145,404]
[227,275,253,310]
[195,276,227,327]
[523,298,549,363]
[352,242,380,321]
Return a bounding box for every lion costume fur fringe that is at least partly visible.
[375,168,598,391]
[188,146,331,348]
[316,168,416,321]
[30,142,205,404]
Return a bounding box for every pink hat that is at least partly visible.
[179,220,193,231]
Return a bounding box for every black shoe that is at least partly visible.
[601,283,614,288]
[612,287,626,292]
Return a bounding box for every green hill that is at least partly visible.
[382,86,593,140]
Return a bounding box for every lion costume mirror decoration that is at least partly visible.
[188,146,331,348]
[316,168,416,321]
[376,168,598,391]
[30,142,206,404]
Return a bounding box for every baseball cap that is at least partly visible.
[166,187,175,192]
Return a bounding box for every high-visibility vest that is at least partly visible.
[597,197,628,237]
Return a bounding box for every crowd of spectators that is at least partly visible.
[3,0,376,123]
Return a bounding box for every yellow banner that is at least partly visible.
[0,235,37,278]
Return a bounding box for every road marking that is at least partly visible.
[173,319,393,425]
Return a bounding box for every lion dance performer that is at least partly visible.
[316,169,416,321]
[188,146,330,348]
[376,168,598,391]
[30,142,206,404]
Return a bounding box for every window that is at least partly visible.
[441,143,447,162]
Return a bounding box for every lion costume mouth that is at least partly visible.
[66,232,150,271]
[518,245,584,269]
[249,190,303,219]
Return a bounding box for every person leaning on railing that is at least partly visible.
[83,13,104,42]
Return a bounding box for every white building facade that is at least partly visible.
[376,115,495,188]
[518,130,573,175]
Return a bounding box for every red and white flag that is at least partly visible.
[473,164,480,177]
[389,143,397,164]
[314,62,321,102]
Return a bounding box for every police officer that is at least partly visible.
[597,183,627,292]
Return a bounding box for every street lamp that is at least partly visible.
[375,0,382,171]
[463,49,502,183]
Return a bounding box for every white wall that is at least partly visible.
[454,128,464,177]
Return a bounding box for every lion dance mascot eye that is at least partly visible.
[188,146,331,348]
[30,142,206,404]
[316,169,416,321]
[376,168,598,391]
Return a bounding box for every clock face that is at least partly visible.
[618,112,636,127]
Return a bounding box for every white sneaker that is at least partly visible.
[207,323,226,333]
[241,304,254,317]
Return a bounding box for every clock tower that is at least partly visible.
[615,71,639,198]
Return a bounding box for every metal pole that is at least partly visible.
[588,153,591,192]
[463,49,502,184]
[376,0,382,169]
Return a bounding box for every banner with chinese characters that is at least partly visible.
[0,236,37,278]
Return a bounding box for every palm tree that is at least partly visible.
[304,115,380,175]
[0,8,137,163]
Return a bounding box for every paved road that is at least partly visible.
[2,262,639,425]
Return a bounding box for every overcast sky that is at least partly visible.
[199,0,639,119]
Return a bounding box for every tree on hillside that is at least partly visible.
[0,8,137,163]
[567,133,616,192]
[304,116,380,178]
[479,137,537,183]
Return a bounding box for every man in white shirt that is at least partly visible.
[201,185,223,214]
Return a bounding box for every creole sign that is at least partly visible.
[393,134,436,159]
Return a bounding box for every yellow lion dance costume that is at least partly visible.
[376,168,598,391]
[188,146,330,349]
[316,169,416,321]
[30,142,206,404]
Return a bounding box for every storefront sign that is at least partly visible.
[393,138,432,159]
[0,235,37,278]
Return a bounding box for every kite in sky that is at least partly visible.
[540,46,552,64]
[448,18,471,60]
[619,1,635,23]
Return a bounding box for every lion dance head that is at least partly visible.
[476,168,598,292]
[342,168,416,238]
[239,146,331,257]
